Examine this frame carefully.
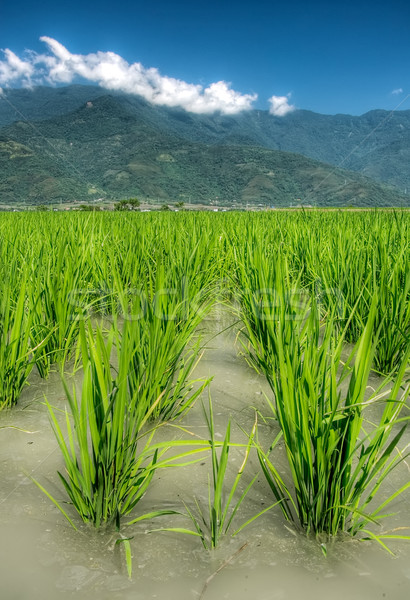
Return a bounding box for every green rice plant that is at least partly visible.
[233,239,309,382]
[0,276,36,409]
[39,321,210,529]
[309,211,409,374]
[153,397,278,549]
[115,264,213,422]
[252,297,410,545]
[235,231,410,546]
[371,237,410,374]
[122,317,209,422]
[29,243,90,378]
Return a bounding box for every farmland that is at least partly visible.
[0,209,409,599]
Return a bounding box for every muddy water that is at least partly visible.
[1,312,410,600]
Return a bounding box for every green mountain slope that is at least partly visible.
[2,85,409,193]
[0,86,107,127]
[0,94,407,207]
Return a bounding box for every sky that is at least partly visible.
[0,0,409,116]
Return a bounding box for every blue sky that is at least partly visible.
[0,0,409,115]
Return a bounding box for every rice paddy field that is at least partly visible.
[0,209,409,600]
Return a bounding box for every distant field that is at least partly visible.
[1,208,408,396]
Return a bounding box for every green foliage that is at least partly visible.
[236,238,410,545]
[300,210,410,373]
[114,198,140,211]
[2,85,410,194]
[29,241,89,378]
[0,278,34,409]
[0,209,408,557]
[41,321,209,529]
[78,204,101,211]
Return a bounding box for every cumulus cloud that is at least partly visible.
[268,94,295,116]
[0,37,257,114]
[391,88,403,95]
[0,49,35,86]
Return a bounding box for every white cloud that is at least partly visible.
[0,37,257,115]
[268,94,295,117]
[391,88,403,95]
[0,49,35,86]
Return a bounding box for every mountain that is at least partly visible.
[0,86,107,127]
[0,86,408,207]
[113,96,410,193]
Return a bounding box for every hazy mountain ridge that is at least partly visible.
[0,86,408,206]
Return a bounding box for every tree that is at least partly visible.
[78,204,101,211]
[128,198,140,209]
[114,198,140,211]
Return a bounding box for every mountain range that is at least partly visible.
[0,85,408,207]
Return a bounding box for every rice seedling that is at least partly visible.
[122,317,209,422]
[306,210,409,374]
[371,233,410,374]
[233,238,309,382]
[152,397,278,549]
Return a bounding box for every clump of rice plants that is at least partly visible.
[30,243,90,378]
[233,239,308,381]
[244,291,410,546]
[309,210,409,375]
[122,315,209,422]
[0,277,36,409]
[38,321,209,529]
[371,236,410,374]
[235,235,410,547]
[114,262,214,422]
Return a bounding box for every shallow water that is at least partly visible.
[1,312,410,600]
